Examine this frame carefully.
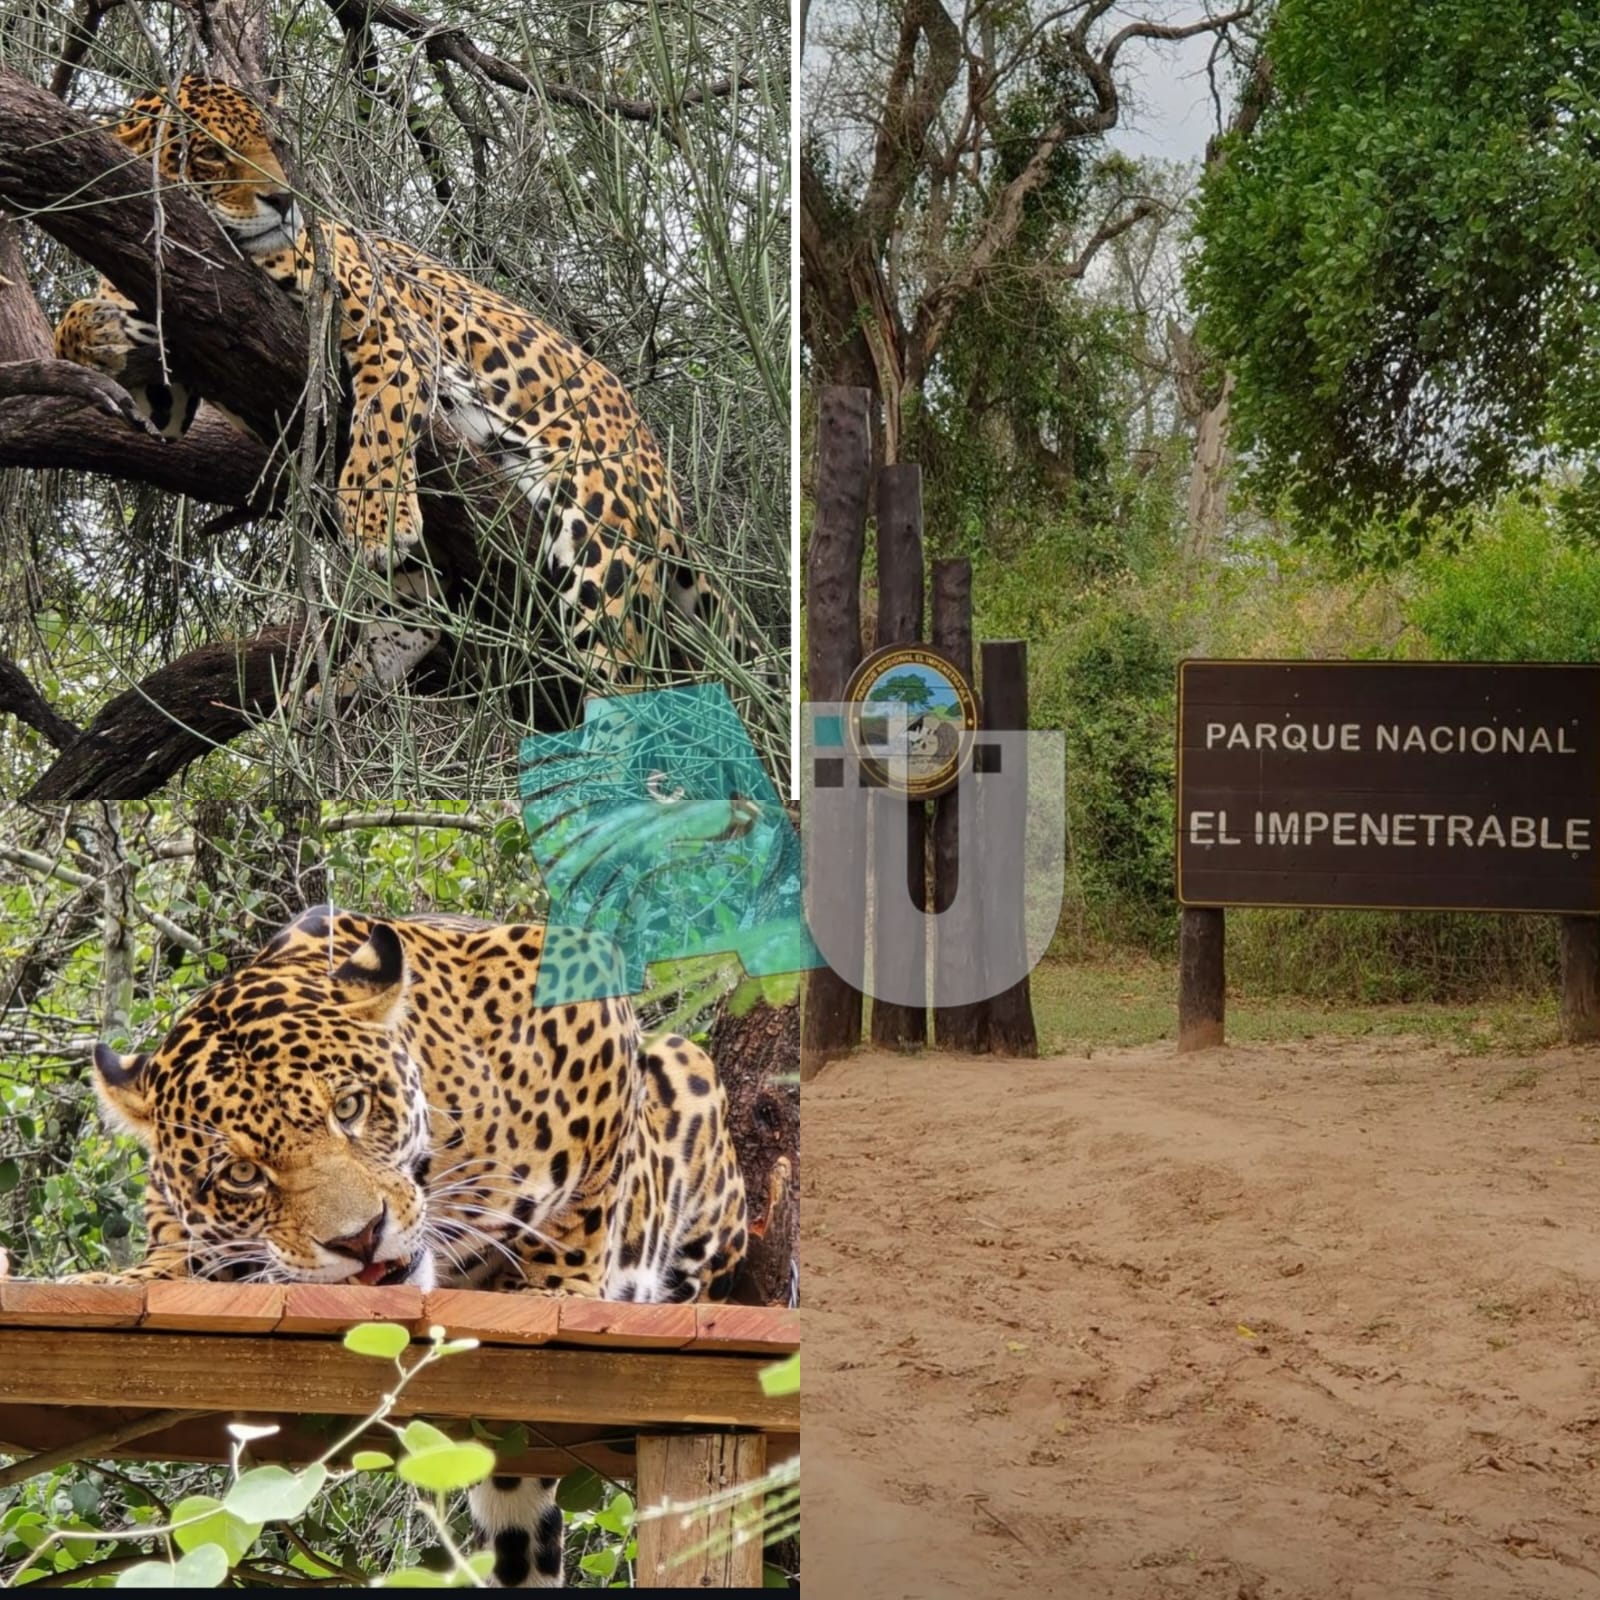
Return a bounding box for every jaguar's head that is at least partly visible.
[91,921,435,1286]
[115,75,299,253]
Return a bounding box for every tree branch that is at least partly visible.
[22,622,311,804]
[324,0,764,131]
[0,655,81,750]
[0,845,203,951]
[861,0,962,250]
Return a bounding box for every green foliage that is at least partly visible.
[1404,492,1600,661]
[759,1353,799,1396]
[1192,0,1600,558]
[0,1326,496,1588]
[1226,907,1557,1005]
[1053,594,1180,945]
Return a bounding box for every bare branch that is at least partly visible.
[861,0,962,249]
[49,0,125,100]
[321,809,499,832]
[0,656,81,751]
[323,0,765,131]
[22,621,313,804]
[0,846,204,951]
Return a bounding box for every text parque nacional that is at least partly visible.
[1201,721,1577,755]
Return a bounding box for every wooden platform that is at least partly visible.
[0,1283,798,1482]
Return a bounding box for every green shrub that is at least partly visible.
[1405,491,1600,662]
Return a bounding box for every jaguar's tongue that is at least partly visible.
[356,1258,403,1286]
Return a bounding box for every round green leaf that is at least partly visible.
[557,1468,604,1513]
[343,1321,412,1360]
[399,1419,454,1454]
[580,1547,619,1579]
[594,1492,634,1536]
[376,1567,453,1587]
[397,1441,496,1492]
[222,1463,326,1523]
[116,1561,178,1588]
[760,1353,799,1396]
[117,1545,229,1589]
[172,1494,261,1566]
[351,1450,395,1472]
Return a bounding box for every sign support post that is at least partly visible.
[1178,906,1225,1052]
[1559,917,1600,1043]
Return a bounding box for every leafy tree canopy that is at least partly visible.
[1191,0,1600,560]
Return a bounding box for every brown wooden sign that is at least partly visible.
[1176,661,1600,912]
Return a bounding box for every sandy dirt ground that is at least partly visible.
[801,1040,1600,1599]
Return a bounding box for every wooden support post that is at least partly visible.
[979,640,1038,1057]
[801,386,869,1080]
[1559,916,1600,1043]
[1178,906,1225,1052]
[931,559,987,1051]
[871,463,928,1049]
[636,1432,767,1588]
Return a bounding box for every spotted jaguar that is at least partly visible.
[81,905,748,1586]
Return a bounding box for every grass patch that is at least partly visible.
[1030,958,1562,1055]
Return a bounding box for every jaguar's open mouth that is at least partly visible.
[354,1250,425,1287]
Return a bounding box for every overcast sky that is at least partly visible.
[1106,28,1223,168]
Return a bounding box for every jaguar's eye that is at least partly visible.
[333,1090,367,1126]
[220,1158,264,1191]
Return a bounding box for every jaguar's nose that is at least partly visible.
[261,190,296,219]
[320,1203,387,1264]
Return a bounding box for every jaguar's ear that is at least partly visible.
[331,923,407,1025]
[92,1043,154,1142]
[113,82,173,155]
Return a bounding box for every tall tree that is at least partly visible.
[1191,0,1600,560]
[800,0,1255,465]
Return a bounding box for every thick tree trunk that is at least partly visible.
[870,464,927,1048]
[1183,372,1234,572]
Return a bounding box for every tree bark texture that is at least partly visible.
[977,639,1037,1057]
[800,387,869,1078]
[710,997,799,1307]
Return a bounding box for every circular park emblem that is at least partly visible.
[844,645,980,799]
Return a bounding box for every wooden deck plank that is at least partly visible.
[0,1331,797,1431]
[691,1304,799,1352]
[141,1282,286,1332]
[554,1301,697,1349]
[418,1290,560,1346]
[0,1284,796,1352]
[278,1284,424,1333]
[0,1404,645,1481]
[0,1282,146,1328]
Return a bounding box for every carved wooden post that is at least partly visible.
[979,640,1037,1056]
[870,464,928,1048]
[931,559,987,1050]
[801,387,869,1078]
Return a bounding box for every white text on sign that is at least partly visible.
[1186,811,1594,852]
